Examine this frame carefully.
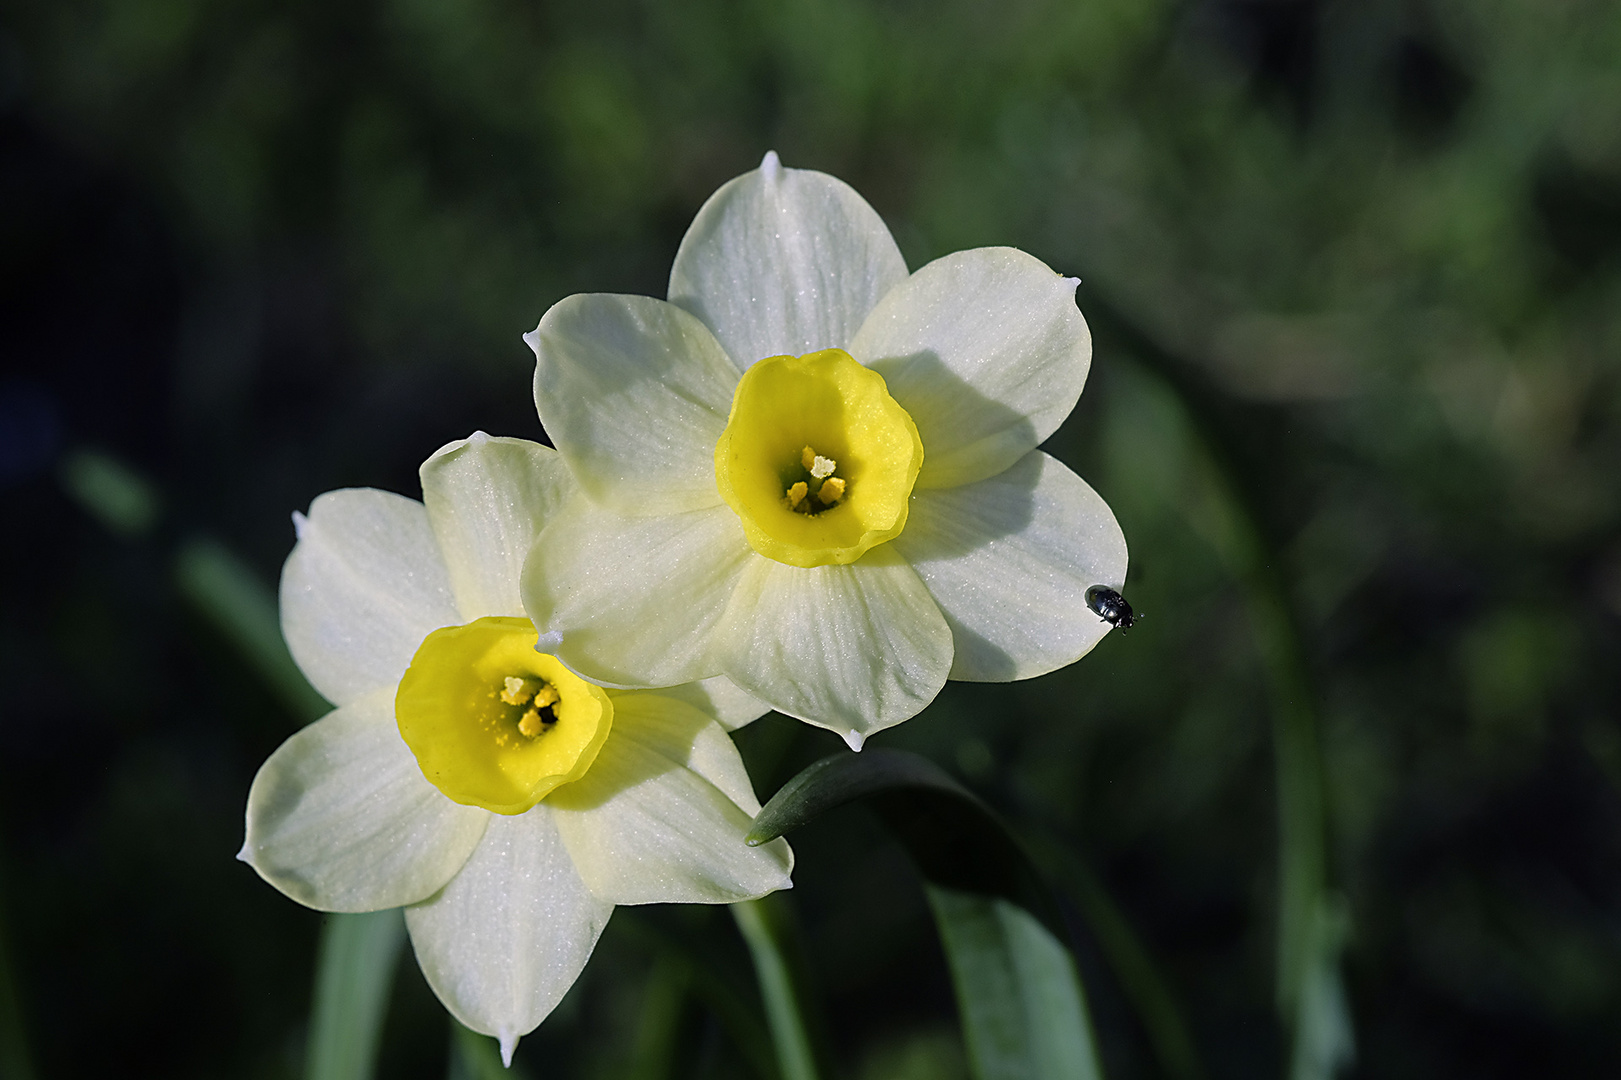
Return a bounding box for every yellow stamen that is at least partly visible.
[499,676,532,705]
[519,708,546,737]
[786,480,809,509]
[817,476,846,504]
[533,684,559,709]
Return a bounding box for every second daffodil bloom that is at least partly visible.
[523,153,1129,748]
[240,433,792,1065]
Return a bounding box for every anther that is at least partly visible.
[786,481,809,509]
[499,676,532,706]
[817,477,846,504]
[802,446,838,480]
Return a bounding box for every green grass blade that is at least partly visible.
[306,909,406,1080]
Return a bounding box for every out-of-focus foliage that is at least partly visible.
[3,0,1620,1077]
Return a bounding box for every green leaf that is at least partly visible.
[749,749,1104,1080]
[749,749,1053,929]
[928,886,1103,1080]
[306,909,406,1080]
[746,748,967,844]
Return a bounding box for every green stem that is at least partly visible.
[731,896,821,1080]
[306,909,406,1080]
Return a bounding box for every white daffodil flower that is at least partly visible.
[240,433,793,1065]
[522,152,1129,748]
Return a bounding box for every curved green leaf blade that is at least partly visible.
[749,749,1105,1080]
[746,748,969,844]
[929,886,1102,1080]
[748,749,1050,925]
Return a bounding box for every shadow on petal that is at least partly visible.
[866,347,1042,491]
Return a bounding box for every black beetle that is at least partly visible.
[1086,585,1137,631]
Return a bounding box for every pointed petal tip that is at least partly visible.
[843,729,866,752]
[522,327,541,355]
[234,843,251,864]
[291,509,309,540]
[499,1031,518,1068]
[533,629,563,653]
[760,150,782,180]
[1060,275,1081,293]
[468,430,490,446]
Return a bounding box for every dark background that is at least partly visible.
[3,0,1621,1076]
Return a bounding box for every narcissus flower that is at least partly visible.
[240,433,792,1064]
[523,153,1128,748]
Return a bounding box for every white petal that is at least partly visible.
[549,693,792,904]
[240,688,489,912]
[522,497,750,689]
[420,434,573,622]
[280,489,461,706]
[404,808,612,1058]
[891,451,1129,681]
[604,691,766,812]
[714,548,953,741]
[851,248,1091,489]
[655,675,775,731]
[526,294,736,515]
[668,152,909,367]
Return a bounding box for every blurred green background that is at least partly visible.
[3,0,1620,1076]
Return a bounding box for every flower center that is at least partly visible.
[395,616,613,815]
[714,348,922,568]
[785,445,847,513]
